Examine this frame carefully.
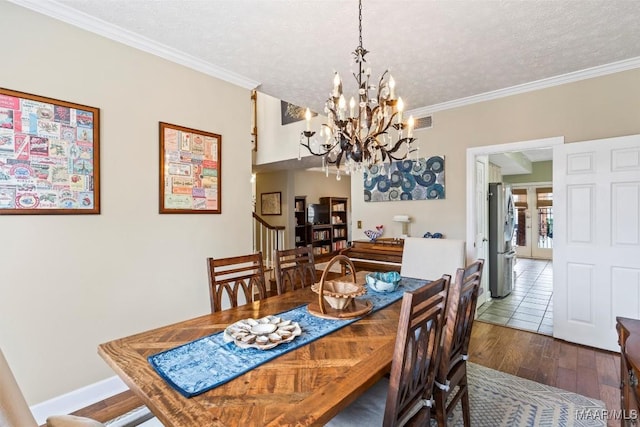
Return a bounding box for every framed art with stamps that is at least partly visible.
[159,122,221,214]
[0,87,100,214]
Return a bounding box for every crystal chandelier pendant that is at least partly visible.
[299,0,417,175]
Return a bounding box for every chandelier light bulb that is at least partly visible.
[407,115,415,138]
[305,108,311,131]
[389,75,396,99]
[333,73,341,97]
[338,95,346,120]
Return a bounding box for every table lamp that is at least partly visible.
[393,215,411,239]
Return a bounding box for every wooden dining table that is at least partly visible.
[98,277,411,426]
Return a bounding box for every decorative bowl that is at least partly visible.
[365,271,401,293]
[223,315,301,350]
[311,280,367,310]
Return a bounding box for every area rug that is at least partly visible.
[440,363,607,427]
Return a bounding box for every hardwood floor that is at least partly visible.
[469,320,621,427]
[59,320,622,426]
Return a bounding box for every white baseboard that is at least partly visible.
[30,375,128,425]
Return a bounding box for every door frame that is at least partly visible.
[466,136,564,305]
[512,182,553,260]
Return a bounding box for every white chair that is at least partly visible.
[400,237,466,280]
[0,347,104,427]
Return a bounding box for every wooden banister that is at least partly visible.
[252,212,285,231]
[252,212,286,272]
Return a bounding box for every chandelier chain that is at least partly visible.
[358,0,363,50]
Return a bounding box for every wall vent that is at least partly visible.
[414,115,433,129]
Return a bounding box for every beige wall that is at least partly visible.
[504,160,552,184]
[0,3,252,404]
[256,170,351,247]
[256,171,289,228]
[352,68,640,241]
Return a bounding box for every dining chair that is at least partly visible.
[400,237,466,281]
[273,246,317,295]
[206,252,268,313]
[433,259,485,427]
[326,275,451,427]
[0,347,105,427]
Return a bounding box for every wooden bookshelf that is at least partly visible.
[294,196,310,247]
[320,197,349,253]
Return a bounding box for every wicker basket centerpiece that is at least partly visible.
[311,278,366,309]
[309,255,371,319]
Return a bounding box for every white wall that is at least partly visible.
[255,92,325,165]
[0,2,253,404]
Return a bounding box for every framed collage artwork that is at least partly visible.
[0,87,100,214]
[159,122,221,214]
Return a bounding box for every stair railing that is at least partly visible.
[252,212,285,271]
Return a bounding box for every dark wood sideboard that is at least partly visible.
[617,317,640,425]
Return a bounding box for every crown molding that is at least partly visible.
[408,56,640,118]
[8,0,261,90]
[9,0,640,113]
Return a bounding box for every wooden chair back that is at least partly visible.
[206,253,268,313]
[434,258,485,426]
[384,275,451,427]
[273,247,317,295]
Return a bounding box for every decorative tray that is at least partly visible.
[223,315,302,350]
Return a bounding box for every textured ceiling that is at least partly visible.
[21,0,640,116]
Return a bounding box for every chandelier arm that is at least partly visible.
[368,104,386,134]
[324,154,339,165]
[300,140,341,157]
[387,137,415,155]
[369,117,396,140]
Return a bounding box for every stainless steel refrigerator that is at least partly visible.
[488,182,516,298]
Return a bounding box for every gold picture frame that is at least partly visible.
[159,122,221,214]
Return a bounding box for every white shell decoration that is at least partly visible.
[224,315,302,350]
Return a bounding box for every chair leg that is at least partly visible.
[434,390,448,427]
[461,385,471,427]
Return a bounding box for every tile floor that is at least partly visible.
[477,258,553,335]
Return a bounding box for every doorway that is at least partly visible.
[466,136,563,335]
[466,136,563,307]
[512,185,553,260]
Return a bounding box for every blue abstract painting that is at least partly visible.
[364,156,445,202]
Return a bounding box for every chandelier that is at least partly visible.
[300,0,416,179]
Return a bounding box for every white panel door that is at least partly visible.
[553,135,640,351]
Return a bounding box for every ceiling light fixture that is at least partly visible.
[300,0,417,180]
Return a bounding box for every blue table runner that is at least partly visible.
[148,277,427,397]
